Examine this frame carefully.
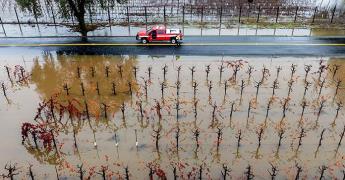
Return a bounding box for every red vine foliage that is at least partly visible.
[21,93,83,152]
[21,122,55,151]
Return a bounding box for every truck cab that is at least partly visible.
[136,26,183,44]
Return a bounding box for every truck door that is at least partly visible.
[151,30,157,41]
[157,29,166,41]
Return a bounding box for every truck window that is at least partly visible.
[169,29,178,34]
[151,30,157,39]
[157,30,165,34]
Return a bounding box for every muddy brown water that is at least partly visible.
[0,51,345,179]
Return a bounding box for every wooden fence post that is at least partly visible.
[145,6,148,30]
[33,9,40,33]
[182,6,185,33]
[201,6,204,25]
[177,0,180,14]
[127,6,130,35]
[191,5,193,22]
[50,5,57,31]
[330,6,336,23]
[0,17,6,36]
[275,6,280,23]
[294,6,298,23]
[164,5,166,26]
[107,4,112,30]
[14,7,23,35]
[201,6,204,36]
[239,5,242,24]
[88,5,93,25]
[127,6,130,25]
[312,7,317,24]
[219,6,222,36]
[256,6,261,23]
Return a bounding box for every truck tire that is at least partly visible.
[141,38,148,44]
[171,38,177,44]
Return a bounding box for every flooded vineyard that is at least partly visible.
[0,52,345,179]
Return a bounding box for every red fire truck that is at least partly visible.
[136,26,184,44]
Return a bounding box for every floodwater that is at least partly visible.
[316,0,344,10]
[1,0,345,38]
[0,23,315,37]
[2,23,344,37]
[0,50,345,179]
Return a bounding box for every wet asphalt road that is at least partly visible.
[0,36,344,56]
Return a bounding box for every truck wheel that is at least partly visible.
[141,38,148,44]
[171,38,177,44]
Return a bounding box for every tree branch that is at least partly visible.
[67,0,79,15]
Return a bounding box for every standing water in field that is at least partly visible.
[0,51,345,179]
[316,0,345,10]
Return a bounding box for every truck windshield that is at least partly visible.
[147,27,153,32]
[157,30,165,34]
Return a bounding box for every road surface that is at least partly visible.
[0,36,345,56]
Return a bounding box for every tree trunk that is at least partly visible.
[67,0,88,42]
[77,14,88,42]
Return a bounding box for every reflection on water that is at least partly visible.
[23,54,138,167]
[1,54,345,179]
[311,28,345,36]
[31,53,138,117]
